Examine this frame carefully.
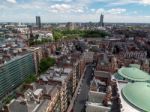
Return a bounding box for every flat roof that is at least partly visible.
[40,67,72,83]
[33,89,43,96]
[94,71,111,79]
[88,91,105,103]
[35,100,49,112]
[52,75,68,82]
[86,103,111,112]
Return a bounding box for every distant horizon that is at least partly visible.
[1,0,150,23]
[1,21,150,24]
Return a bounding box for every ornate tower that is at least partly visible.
[111,56,118,72]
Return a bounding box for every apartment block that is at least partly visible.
[0,53,36,109]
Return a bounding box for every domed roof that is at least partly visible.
[122,82,150,112]
[117,67,150,82]
[129,64,140,69]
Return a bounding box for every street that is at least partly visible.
[73,65,94,112]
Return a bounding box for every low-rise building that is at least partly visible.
[5,81,60,112]
[83,51,94,64]
[39,66,72,112]
[86,71,120,112]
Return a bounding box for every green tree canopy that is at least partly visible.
[52,29,109,41]
[53,30,63,41]
[24,74,37,84]
[39,57,56,73]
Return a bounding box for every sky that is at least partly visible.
[0,0,150,23]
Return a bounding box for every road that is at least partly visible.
[73,65,94,112]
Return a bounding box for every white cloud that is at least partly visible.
[6,0,16,3]
[73,9,84,13]
[133,11,138,14]
[46,13,150,23]
[96,8,105,14]
[0,0,150,23]
[139,0,150,5]
[49,3,85,13]
[50,4,71,13]
[105,14,150,23]
[108,0,150,6]
[19,4,41,9]
[91,9,96,12]
[95,8,126,15]
[51,0,72,2]
[107,8,126,14]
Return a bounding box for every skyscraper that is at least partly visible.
[36,16,41,29]
[100,14,104,27]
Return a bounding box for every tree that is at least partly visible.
[24,74,37,84]
[53,30,63,41]
[39,57,56,73]
[3,95,14,104]
[52,29,109,41]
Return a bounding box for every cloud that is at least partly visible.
[50,4,71,13]
[139,0,150,5]
[108,0,150,6]
[95,8,126,15]
[0,0,150,23]
[133,11,138,14]
[96,8,105,14]
[73,9,84,13]
[46,13,150,23]
[91,9,96,12]
[104,15,150,23]
[49,3,84,13]
[50,0,72,2]
[107,8,126,14]
[6,0,16,3]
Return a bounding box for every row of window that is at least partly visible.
[0,53,36,99]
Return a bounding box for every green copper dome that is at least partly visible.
[122,82,150,112]
[129,64,141,69]
[117,67,150,82]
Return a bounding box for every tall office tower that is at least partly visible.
[100,14,104,27]
[36,16,41,29]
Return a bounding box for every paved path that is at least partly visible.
[73,65,94,112]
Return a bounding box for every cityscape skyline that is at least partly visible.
[1,0,150,23]
[1,1,150,111]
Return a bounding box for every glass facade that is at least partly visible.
[0,53,35,100]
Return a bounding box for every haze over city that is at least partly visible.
[1,0,150,23]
